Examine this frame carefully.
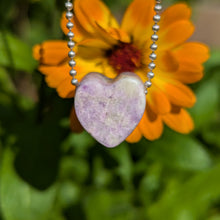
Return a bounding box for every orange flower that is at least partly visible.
[33,0,209,143]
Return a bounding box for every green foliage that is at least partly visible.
[148,164,220,220]
[0,0,219,220]
[0,149,59,220]
[0,31,37,72]
[147,131,212,171]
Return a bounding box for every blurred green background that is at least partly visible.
[0,0,219,219]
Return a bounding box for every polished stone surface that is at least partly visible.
[74,72,146,148]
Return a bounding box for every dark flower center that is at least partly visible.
[107,43,142,74]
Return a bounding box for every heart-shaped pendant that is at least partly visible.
[74,72,146,148]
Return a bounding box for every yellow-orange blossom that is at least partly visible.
[33,0,209,143]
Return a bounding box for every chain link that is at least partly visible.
[144,0,162,94]
[65,0,79,86]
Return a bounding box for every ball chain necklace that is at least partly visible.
[64,0,162,148]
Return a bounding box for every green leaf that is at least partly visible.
[57,181,80,208]
[0,149,58,220]
[62,132,96,156]
[203,127,220,148]
[204,50,220,72]
[109,143,133,188]
[0,31,37,72]
[11,97,70,190]
[147,131,212,171]
[0,67,15,93]
[59,156,89,184]
[103,0,132,10]
[93,156,113,187]
[0,0,14,24]
[147,164,220,220]
[83,190,139,220]
[189,78,219,129]
[208,216,220,220]
[139,163,162,206]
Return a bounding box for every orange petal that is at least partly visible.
[39,58,102,98]
[60,12,90,42]
[39,63,69,88]
[33,41,69,65]
[156,51,179,72]
[77,38,110,59]
[78,38,112,50]
[163,106,194,133]
[138,107,163,141]
[70,107,84,133]
[101,60,117,79]
[33,44,41,61]
[148,87,171,115]
[57,78,75,98]
[74,0,119,35]
[77,47,105,60]
[135,70,148,84]
[94,23,119,46]
[121,0,155,46]
[126,126,142,143]
[173,42,210,64]
[155,77,196,108]
[112,28,131,43]
[140,40,151,65]
[158,20,195,50]
[39,63,74,98]
[100,26,131,43]
[170,62,204,84]
[160,3,191,28]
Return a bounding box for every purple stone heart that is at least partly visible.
[74,72,146,148]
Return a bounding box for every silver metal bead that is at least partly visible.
[153,14,161,22]
[147,71,155,79]
[151,34,158,41]
[69,59,76,67]
[154,4,162,12]
[149,52,157,60]
[65,2,73,10]
[144,81,152,88]
[68,50,75,58]
[68,41,75,48]
[66,11,73,19]
[70,69,77,76]
[145,89,148,95]
[71,78,79,86]
[148,62,156,70]
[66,21,74,29]
[152,24,160,32]
[150,43,158,51]
[67,31,74,38]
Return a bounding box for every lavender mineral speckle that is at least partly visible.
[74,72,146,148]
